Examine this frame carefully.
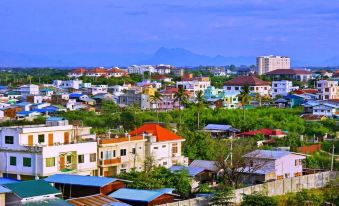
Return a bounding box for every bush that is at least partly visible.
[241,192,278,206]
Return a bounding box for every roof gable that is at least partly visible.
[129,124,183,142]
[224,76,270,86]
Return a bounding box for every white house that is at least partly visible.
[242,150,306,183]
[0,117,98,180]
[316,80,339,100]
[127,65,155,75]
[312,104,337,117]
[53,80,83,90]
[107,68,128,77]
[68,68,87,78]
[176,77,211,95]
[87,85,108,95]
[20,84,39,96]
[223,76,271,96]
[129,123,188,168]
[271,80,299,98]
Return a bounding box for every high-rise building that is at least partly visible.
[256,55,290,75]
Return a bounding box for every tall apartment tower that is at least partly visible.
[256,55,290,75]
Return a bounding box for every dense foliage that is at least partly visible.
[241,192,278,206]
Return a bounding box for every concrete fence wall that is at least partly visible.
[158,171,337,206]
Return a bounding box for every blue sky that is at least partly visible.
[1,0,339,66]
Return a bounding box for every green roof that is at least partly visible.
[4,180,60,199]
[53,105,66,109]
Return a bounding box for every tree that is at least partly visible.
[241,192,278,206]
[149,91,163,123]
[237,85,251,121]
[209,186,234,206]
[195,90,206,129]
[173,87,189,126]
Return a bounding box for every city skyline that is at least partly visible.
[1,0,339,66]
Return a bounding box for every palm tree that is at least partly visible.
[173,87,189,126]
[27,75,33,84]
[195,90,206,129]
[149,91,163,123]
[237,85,251,121]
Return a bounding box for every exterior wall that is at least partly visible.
[313,106,335,117]
[271,80,298,98]
[316,80,339,100]
[176,81,211,94]
[275,154,304,178]
[256,56,290,75]
[223,85,271,96]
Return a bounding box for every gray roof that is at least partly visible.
[203,124,240,132]
[189,160,218,172]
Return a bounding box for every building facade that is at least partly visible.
[271,80,299,98]
[316,80,339,100]
[256,55,290,75]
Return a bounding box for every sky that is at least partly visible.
[1,0,339,66]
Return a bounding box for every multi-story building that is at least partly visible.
[203,86,225,99]
[223,76,271,96]
[87,85,108,95]
[129,123,188,168]
[107,68,128,78]
[85,68,107,77]
[256,55,290,75]
[97,134,147,176]
[316,80,339,100]
[118,89,150,110]
[176,77,211,95]
[265,69,312,82]
[155,64,172,74]
[20,84,40,96]
[0,117,98,180]
[53,80,83,90]
[127,65,155,75]
[271,80,299,98]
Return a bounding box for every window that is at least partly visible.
[162,145,166,148]
[235,87,239,90]
[67,155,72,163]
[120,149,127,156]
[120,169,127,173]
[10,156,16,166]
[78,155,84,163]
[132,148,136,154]
[23,157,31,167]
[46,157,55,167]
[163,162,167,166]
[172,143,178,154]
[38,134,45,143]
[153,147,158,150]
[104,151,112,160]
[90,153,96,162]
[5,136,14,144]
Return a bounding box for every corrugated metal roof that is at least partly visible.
[109,188,165,202]
[170,165,205,177]
[0,185,11,193]
[3,180,60,199]
[190,160,218,172]
[23,198,72,206]
[243,150,291,160]
[203,124,239,132]
[0,177,19,185]
[68,194,130,206]
[44,174,123,187]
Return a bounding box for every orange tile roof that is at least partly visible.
[87,68,107,73]
[71,68,87,73]
[108,68,128,73]
[129,123,183,142]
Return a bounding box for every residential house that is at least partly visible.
[271,80,299,98]
[223,76,271,96]
[68,68,87,78]
[265,69,312,82]
[45,174,128,198]
[316,80,339,100]
[0,117,98,180]
[129,124,188,168]
[26,95,43,104]
[155,64,172,74]
[312,104,337,117]
[172,68,184,77]
[86,68,107,77]
[203,124,240,138]
[118,89,150,110]
[97,134,147,176]
[107,68,128,77]
[109,188,177,206]
[127,65,155,75]
[20,84,40,96]
[158,88,180,111]
[241,150,306,184]
[88,85,108,96]
[6,91,21,100]
[176,77,211,95]
[53,80,83,90]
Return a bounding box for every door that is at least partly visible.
[28,135,33,146]
[64,132,69,144]
[60,156,65,170]
[48,134,53,146]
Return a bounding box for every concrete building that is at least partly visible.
[0,117,98,180]
[107,68,128,78]
[87,85,108,95]
[19,84,40,96]
[98,134,147,176]
[129,124,188,168]
[256,55,290,75]
[68,68,87,78]
[176,77,211,95]
[53,80,83,90]
[127,65,155,75]
[118,89,150,110]
[265,69,312,82]
[86,68,107,77]
[316,80,339,100]
[271,80,299,98]
[223,76,271,96]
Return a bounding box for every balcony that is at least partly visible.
[99,136,144,144]
[100,158,121,166]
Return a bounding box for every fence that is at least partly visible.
[158,171,337,206]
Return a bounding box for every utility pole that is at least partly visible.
[331,144,335,171]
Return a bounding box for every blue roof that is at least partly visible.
[108,203,131,206]
[0,185,11,193]
[16,102,32,106]
[33,108,57,114]
[44,174,122,187]
[203,124,239,132]
[16,111,39,116]
[69,93,83,98]
[40,88,53,92]
[0,177,19,185]
[170,165,205,177]
[244,150,292,160]
[109,188,167,202]
[47,117,65,121]
[153,188,175,194]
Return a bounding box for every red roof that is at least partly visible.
[129,123,183,142]
[238,129,286,137]
[224,76,270,86]
[293,89,317,94]
[71,68,87,73]
[154,75,169,80]
[87,68,107,73]
[108,68,128,73]
[266,69,312,75]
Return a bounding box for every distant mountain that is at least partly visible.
[140,47,255,66]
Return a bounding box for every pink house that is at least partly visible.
[241,150,306,184]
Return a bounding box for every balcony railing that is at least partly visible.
[100,158,121,166]
[99,136,144,144]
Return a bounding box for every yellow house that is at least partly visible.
[143,86,156,96]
